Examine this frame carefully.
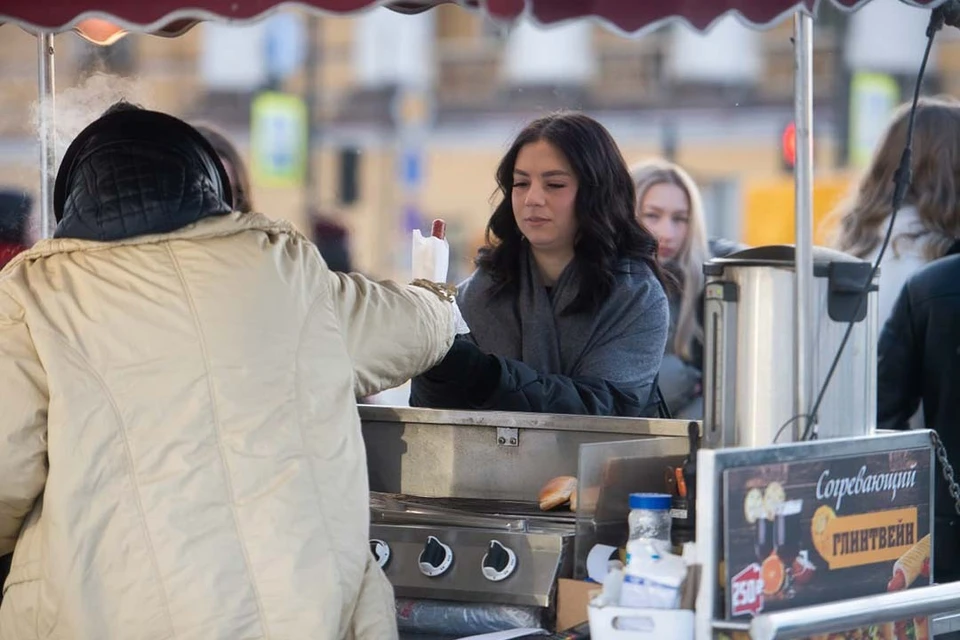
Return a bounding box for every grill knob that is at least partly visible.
[369,539,391,569]
[482,540,517,582]
[418,536,454,577]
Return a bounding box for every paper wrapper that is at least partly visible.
[411,229,469,335]
[412,229,449,283]
[894,533,931,588]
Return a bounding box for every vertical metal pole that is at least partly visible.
[834,16,852,169]
[793,12,815,440]
[37,32,57,239]
[303,15,321,218]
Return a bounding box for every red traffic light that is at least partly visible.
[782,121,797,169]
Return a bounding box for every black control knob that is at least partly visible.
[482,540,517,582]
[369,539,391,569]
[418,536,453,577]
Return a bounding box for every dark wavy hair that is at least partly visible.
[477,111,667,314]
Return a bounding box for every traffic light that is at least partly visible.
[781,121,797,172]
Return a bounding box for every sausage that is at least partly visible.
[886,569,906,592]
[431,219,446,240]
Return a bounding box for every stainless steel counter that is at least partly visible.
[359,405,694,436]
[359,405,696,501]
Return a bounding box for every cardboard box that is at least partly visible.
[556,578,601,631]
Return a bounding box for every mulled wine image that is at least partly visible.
[744,483,814,600]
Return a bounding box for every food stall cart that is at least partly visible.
[1,0,959,638]
[357,407,960,639]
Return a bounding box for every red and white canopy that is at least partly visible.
[0,0,947,41]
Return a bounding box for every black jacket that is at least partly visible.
[409,336,663,417]
[877,241,960,582]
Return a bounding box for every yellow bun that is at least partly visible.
[539,476,578,511]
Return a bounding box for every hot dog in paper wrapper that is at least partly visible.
[887,534,931,592]
[412,219,450,283]
[412,219,469,335]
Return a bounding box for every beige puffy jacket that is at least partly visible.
[0,212,454,639]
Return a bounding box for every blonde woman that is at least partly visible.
[833,96,960,327]
[631,159,740,418]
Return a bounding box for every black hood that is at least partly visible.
[53,107,234,242]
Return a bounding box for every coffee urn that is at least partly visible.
[701,245,879,449]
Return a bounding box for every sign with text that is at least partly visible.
[723,448,932,620]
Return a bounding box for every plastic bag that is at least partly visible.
[395,598,541,637]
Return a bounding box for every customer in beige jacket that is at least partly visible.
[0,103,455,639]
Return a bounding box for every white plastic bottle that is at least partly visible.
[626,492,673,563]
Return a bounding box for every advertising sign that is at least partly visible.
[723,448,933,622]
[251,92,308,188]
[849,72,900,169]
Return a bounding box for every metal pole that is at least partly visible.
[37,32,57,239]
[834,16,852,169]
[793,12,815,440]
[303,15,321,217]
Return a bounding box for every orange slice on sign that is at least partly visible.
[810,505,836,561]
[761,553,786,596]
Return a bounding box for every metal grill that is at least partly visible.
[371,492,577,527]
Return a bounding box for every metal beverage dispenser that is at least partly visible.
[701,245,879,449]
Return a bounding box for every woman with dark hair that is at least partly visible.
[410,111,670,416]
[193,123,255,213]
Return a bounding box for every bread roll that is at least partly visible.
[539,476,578,511]
[570,488,578,512]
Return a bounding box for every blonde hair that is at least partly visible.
[630,159,710,361]
[832,96,960,261]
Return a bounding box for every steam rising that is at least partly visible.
[30,72,154,165]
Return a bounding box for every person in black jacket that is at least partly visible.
[410,112,670,417]
[877,240,960,584]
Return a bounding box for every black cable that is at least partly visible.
[773,413,811,444]
[789,9,944,442]
[656,384,673,419]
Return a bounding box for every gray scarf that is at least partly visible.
[458,247,668,391]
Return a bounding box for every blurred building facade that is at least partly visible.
[0,2,957,278]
